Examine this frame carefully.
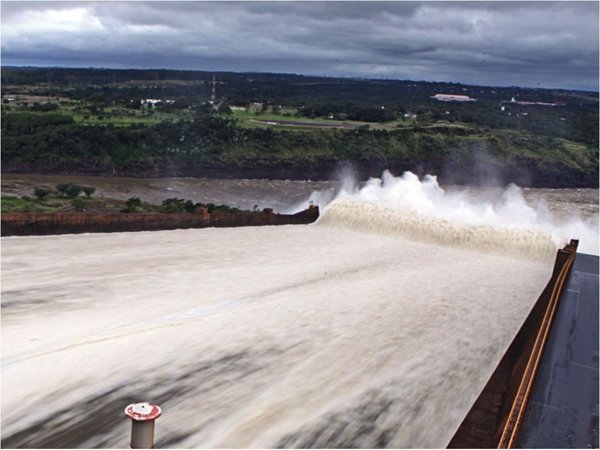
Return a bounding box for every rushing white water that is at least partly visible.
[2,186,556,448]
[318,199,558,261]
[309,170,599,256]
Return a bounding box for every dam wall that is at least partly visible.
[1,206,319,236]
[448,239,579,448]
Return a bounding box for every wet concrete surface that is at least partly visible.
[517,253,599,448]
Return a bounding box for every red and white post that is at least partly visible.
[124,402,162,449]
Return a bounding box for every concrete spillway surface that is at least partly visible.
[2,201,556,448]
[517,253,599,448]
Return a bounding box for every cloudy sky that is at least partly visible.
[2,1,598,90]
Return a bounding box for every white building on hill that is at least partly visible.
[141,99,162,106]
[431,93,476,102]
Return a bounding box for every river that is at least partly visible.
[2,173,598,219]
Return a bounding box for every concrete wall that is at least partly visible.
[448,240,579,448]
[1,207,319,236]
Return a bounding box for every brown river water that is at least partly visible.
[2,173,598,219]
[1,172,598,448]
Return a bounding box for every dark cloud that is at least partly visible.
[1,1,598,90]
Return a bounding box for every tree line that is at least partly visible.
[3,67,597,147]
[2,107,597,187]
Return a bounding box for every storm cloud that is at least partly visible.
[1,1,598,90]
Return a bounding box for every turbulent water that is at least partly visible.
[1,170,598,448]
[317,170,598,256]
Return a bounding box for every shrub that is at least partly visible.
[71,197,86,212]
[30,102,59,112]
[33,187,52,200]
[81,186,96,197]
[195,202,241,213]
[184,200,195,213]
[56,183,82,198]
[160,197,186,213]
[159,198,196,213]
[121,197,142,213]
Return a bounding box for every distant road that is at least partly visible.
[250,119,357,129]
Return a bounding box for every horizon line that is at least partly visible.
[2,64,598,94]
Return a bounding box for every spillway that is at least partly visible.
[1,200,556,448]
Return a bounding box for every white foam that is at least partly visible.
[2,225,551,448]
[314,170,598,256]
[318,199,559,261]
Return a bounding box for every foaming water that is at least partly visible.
[318,199,558,261]
[2,173,597,253]
[1,170,594,448]
[314,170,599,256]
[3,224,551,448]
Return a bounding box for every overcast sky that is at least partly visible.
[1,1,598,91]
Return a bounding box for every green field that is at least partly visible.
[1,196,71,213]
[3,100,429,131]
[231,109,411,131]
[2,103,192,127]
[1,194,162,214]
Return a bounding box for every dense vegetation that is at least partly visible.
[2,67,598,187]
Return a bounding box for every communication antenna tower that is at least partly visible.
[210,74,216,104]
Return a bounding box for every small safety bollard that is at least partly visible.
[125,402,162,449]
